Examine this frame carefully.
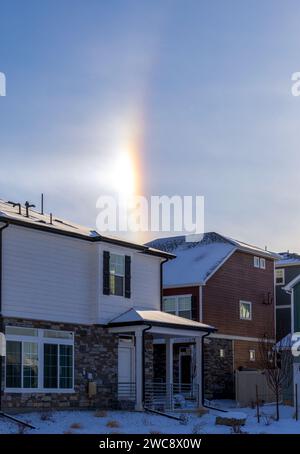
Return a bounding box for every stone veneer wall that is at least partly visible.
[1,317,119,412]
[203,337,234,399]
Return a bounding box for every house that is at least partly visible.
[279,275,300,402]
[275,252,300,341]
[147,233,278,400]
[0,199,215,413]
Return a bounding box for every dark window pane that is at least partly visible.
[59,345,73,389]
[110,274,124,296]
[23,342,38,388]
[6,341,21,388]
[44,344,58,388]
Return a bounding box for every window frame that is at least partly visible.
[254,256,260,268]
[275,268,285,286]
[260,258,266,269]
[5,327,74,394]
[163,294,193,320]
[109,253,125,297]
[239,300,252,321]
[249,349,256,362]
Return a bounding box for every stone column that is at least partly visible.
[135,328,143,411]
[195,336,202,408]
[166,338,173,409]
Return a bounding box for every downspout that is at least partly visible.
[0,222,9,412]
[160,258,168,310]
[201,331,227,413]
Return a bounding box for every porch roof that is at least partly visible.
[108,308,216,333]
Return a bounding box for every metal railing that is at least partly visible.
[117,382,136,401]
[144,382,199,411]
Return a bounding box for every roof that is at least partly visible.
[108,308,215,332]
[283,273,300,292]
[147,232,278,286]
[276,252,300,268]
[0,199,174,259]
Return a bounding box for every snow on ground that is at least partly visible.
[0,401,299,434]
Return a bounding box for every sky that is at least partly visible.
[1,0,300,251]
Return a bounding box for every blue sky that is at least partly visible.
[1,0,300,250]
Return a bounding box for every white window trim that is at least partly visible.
[254,256,260,268]
[275,268,285,286]
[260,258,266,269]
[249,349,256,361]
[163,294,193,319]
[5,327,75,394]
[239,300,252,321]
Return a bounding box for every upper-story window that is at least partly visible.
[276,268,285,286]
[254,256,266,269]
[110,254,125,296]
[240,300,252,320]
[103,251,131,298]
[163,295,192,319]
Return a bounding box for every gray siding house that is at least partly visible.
[0,199,214,413]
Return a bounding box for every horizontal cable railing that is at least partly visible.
[144,382,199,411]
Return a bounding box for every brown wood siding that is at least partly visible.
[233,339,261,370]
[163,286,200,321]
[203,251,275,339]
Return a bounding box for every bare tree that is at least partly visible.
[258,333,293,421]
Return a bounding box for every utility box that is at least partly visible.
[88,381,97,398]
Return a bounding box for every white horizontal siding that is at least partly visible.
[98,244,162,324]
[2,225,97,324]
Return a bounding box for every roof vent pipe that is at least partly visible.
[40,193,44,215]
[50,213,53,225]
[7,201,21,215]
[24,201,36,218]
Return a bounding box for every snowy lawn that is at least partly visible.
[0,401,300,434]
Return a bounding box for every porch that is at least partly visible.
[108,308,215,412]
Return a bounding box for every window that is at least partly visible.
[276,268,285,286]
[109,254,125,296]
[254,256,260,268]
[240,301,252,320]
[260,258,266,269]
[5,327,74,392]
[163,295,192,319]
[249,349,256,361]
[220,349,225,358]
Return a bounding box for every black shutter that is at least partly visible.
[191,295,197,320]
[103,251,110,295]
[125,255,131,298]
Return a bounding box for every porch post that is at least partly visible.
[195,336,202,408]
[135,328,143,411]
[166,338,173,409]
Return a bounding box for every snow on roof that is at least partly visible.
[109,308,215,331]
[147,232,277,286]
[0,199,173,258]
[276,252,300,267]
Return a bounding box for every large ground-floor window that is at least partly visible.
[5,326,74,392]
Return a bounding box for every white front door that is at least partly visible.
[118,337,135,399]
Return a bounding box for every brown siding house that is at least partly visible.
[148,233,277,400]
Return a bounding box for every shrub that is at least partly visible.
[106,420,120,428]
[70,422,83,429]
